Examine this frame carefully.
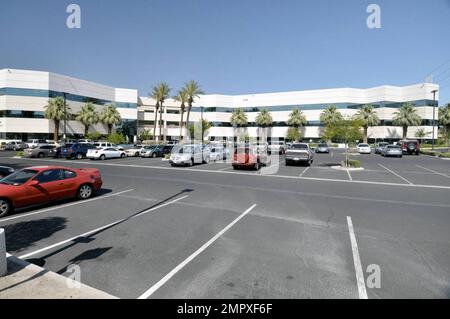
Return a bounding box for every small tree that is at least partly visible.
[107,132,126,144]
[439,103,450,150]
[415,128,429,144]
[324,118,363,167]
[285,127,302,142]
[188,119,212,141]
[139,129,153,142]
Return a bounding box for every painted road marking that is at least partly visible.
[12,157,450,190]
[18,195,189,259]
[137,204,257,299]
[0,189,135,223]
[346,169,353,181]
[347,216,368,299]
[416,165,449,178]
[378,164,413,185]
[299,167,309,177]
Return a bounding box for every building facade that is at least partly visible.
[138,83,440,142]
[0,69,138,141]
[0,69,440,143]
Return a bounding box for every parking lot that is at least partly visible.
[1,150,449,298]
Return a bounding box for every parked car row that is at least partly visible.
[374,140,420,157]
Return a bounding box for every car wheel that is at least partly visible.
[100,154,106,160]
[233,166,238,170]
[77,184,93,200]
[254,162,260,170]
[0,199,12,218]
[189,158,194,167]
[152,153,156,158]
[38,153,44,158]
[76,153,83,160]
[120,153,126,158]
[203,156,210,164]
[285,160,289,166]
[135,152,139,157]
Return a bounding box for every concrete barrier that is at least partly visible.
[0,228,6,276]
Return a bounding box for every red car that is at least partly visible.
[0,166,103,217]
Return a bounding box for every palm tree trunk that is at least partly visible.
[403,125,407,139]
[179,110,184,140]
[54,119,60,141]
[153,107,158,141]
[185,104,192,141]
[363,126,368,144]
[85,124,89,136]
[159,103,163,142]
[108,124,112,135]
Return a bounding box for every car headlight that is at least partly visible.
[8,168,14,173]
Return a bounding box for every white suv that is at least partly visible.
[93,142,123,150]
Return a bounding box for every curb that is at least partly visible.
[0,254,118,299]
[331,166,365,171]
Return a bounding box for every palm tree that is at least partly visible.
[230,108,248,142]
[439,103,450,150]
[354,104,380,143]
[75,102,99,136]
[44,96,72,141]
[173,89,188,140]
[393,102,422,139]
[151,82,171,142]
[319,104,343,125]
[255,109,273,143]
[183,80,204,137]
[287,108,307,142]
[100,104,122,135]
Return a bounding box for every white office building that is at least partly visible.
[0,68,439,143]
[138,83,440,142]
[0,69,138,141]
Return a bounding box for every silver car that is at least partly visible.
[23,145,57,158]
[375,142,389,154]
[315,143,330,153]
[381,145,403,158]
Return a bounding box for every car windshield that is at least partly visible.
[178,146,194,154]
[318,144,328,147]
[291,144,308,149]
[0,169,38,185]
[359,144,369,147]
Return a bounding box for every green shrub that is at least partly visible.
[420,149,438,156]
[439,152,450,158]
[342,159,361,168]
[16,151,24,157]
[107,133,126,144]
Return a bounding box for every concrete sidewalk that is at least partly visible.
[0,254,117,299]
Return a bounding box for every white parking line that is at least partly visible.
[18,195,189,259]
[0,189,134,223]
[346,216,368,299]
[378,164,413,185]
[299,167,309,177]
[346,169,353,181]
[416,165,449,178]
[137,203,257,299]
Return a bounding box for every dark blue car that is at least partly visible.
[61,143,97,159]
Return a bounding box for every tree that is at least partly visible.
[139,129,153,142]
[439,103,450,150]
[353,104,380,143]
[173,89,188,140]
[188,119,212,141]
[99,104,122,135]
[414,128,429,144]
[183,80,204,140]
[151,82,171,142]
[285,127,302,142]
[323,118,363,167]
[75,102,99,136]
[286,108,307,142]
[230,108,248,142]
[393,102,422,139]
[107,132,126,144]
[255,109,273,143]
[44,96,72,141]
[319,104,343,125]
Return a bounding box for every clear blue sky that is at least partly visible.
[1,0,449,104]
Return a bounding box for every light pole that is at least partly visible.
[201,106,204,143]
[431,89,438,150]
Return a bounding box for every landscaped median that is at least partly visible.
[420,149,450,158]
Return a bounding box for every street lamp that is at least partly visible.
[431,89,438,150]
[201,106,204,142]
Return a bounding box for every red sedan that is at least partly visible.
[0,166,103,217]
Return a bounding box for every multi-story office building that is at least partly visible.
[0,68,439,143]
[138,83,440,142]
[0,69,138,141]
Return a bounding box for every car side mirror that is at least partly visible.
[28,180,39,186]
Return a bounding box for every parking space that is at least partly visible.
[0,150,449,299]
